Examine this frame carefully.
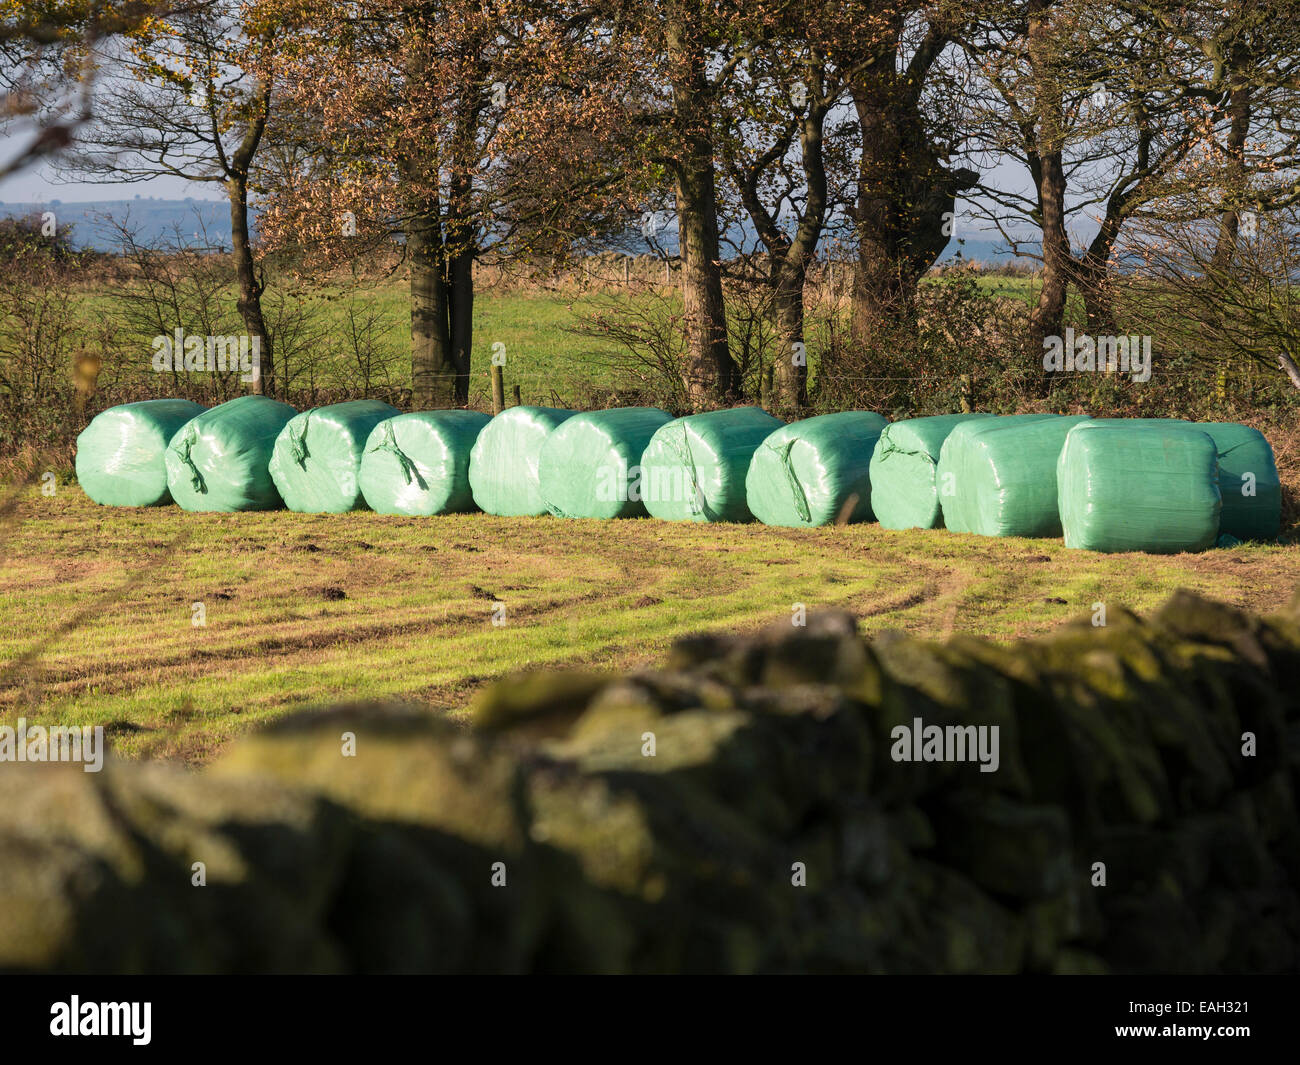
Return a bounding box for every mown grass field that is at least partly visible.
[75,281,638,406]
[3,485,1297,766]
[68,270,1044,410]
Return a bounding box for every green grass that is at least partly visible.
[300,283,634,401]
[69,277,647,406]
[63,270,1050,410]
[973,274,1039,302]
[3,485,1297,765]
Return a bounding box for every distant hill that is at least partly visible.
[0,198,233,252]
[936,237,1034,265]
[0,197,1035,266]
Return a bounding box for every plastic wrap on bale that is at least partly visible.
[746,410,889,527]
[359,411,491,516]
[469,406,577,517]
[937,415,1090,538]
[538,407,673,519]
[869,413,994,530]
[1057,421,1222,553]
[639,406,784,523]
[165,395,298,512]
[76,399,206,507]
[269,400,401,514]
[1196,422,1281,542]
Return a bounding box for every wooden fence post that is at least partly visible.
[512,384,522,407]
[491,364,506,415]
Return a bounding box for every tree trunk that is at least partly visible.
[851,68,910,351]
[674,170,735,407]
[446,173,475,406]
[1073,258,1112,334]
[1212,82,1252,272]
[740,94,827,413]
[401,22,467,410]
[1074,217,1121,333]
[442,59,487,408]
[408,200,457,408]
[224,65,272,396]
[849,27,976,355]
[667,13,737,408]
[1029,167,1070,392]
[772,270,808,414]
[1027,0,1069,392]
[448,247,474,406]
[228,176,272,396]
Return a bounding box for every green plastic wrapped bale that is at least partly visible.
[469,406,578,516]
[268,400,401,514]
[358,410,492,516]
[869,413,995,530]
[745,411,889,527]
[937,415,1090,538]
[76,399,206,507]
[538,406,674,519]
[165,395,298,512]
[1057,421,1222,553]
[1068,417,1278,541]
[640,406,784,523]
[1195,423,1281,541]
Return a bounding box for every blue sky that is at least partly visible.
[1,161,213,203]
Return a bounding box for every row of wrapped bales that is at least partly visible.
[82,400,844,525]
[75,397,552,518]
[746,410,890,527]
[75,399,207,507]
[73,399,1283,551]
[927,414,1279,551]
[78,397,474,515]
